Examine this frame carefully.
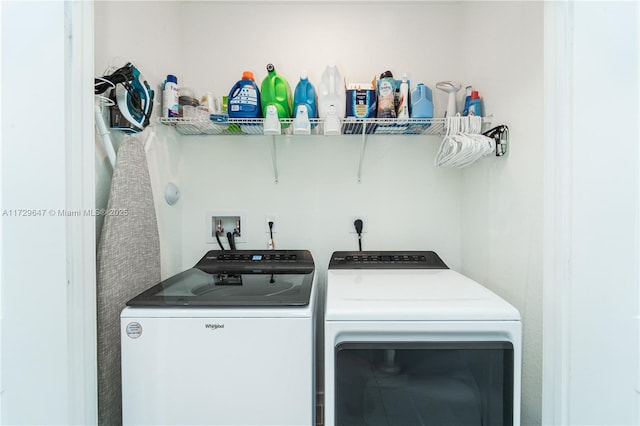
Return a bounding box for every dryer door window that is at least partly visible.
[335,342,514,426]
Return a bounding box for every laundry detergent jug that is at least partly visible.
[410,83,434,119]
[318,64,346,119]
[228,71,261,118]
[260,63,292,120]
[293,71,318,120]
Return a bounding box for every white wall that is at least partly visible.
[95,1,185,278]
[94,1,543,424]
[459,2,544,424]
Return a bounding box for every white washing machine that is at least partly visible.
[121,250,317,426]
[324,251,521,426]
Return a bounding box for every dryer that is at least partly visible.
[121,250,317,426]
[324,251,521,426]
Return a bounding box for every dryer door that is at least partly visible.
[335,341,514,426]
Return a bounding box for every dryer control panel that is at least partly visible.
[329,251,448,270]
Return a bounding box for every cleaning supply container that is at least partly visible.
[462,85,473,116]
[376,70,396,119]
[163,74,179,118]
[260,63,292,120]
[467,90,483,116]
[293,71,318,120]
[318,64,346,119]
[228,71,261,118]
[396,74,410,120]
[411,83,434,118]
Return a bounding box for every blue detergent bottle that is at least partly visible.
[467,90,483,116]
[410,83,434,118]
[228,71,261,118]
[293,71,318,120]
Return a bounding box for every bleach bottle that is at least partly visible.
[293,71,318,120]
[228,71,261,118]
[260,63,292,119]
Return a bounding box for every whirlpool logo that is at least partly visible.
[204,323,225,330]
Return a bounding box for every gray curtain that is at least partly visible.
[96,130,161,425]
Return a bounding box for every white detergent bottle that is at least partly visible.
[318,64,346,120]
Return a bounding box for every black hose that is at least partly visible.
[215,231,225,250]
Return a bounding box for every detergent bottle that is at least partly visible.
[228,71,261,118]
[462,85,473,116]
[318,64,346,119]
[410,83,434,118]
[467,90,483,116]
[260,63,292,120]
[293,71,318,120]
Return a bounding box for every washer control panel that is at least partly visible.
[196,250,314,273]
[329,251,448,270]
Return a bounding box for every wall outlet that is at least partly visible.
[265,215,277,233]
[205,211,246,245]
[348,216,368,233]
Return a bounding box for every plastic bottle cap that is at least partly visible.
[242,71,255,81]
[380,70,394,79]
[266,63,275,72]
[166,74,177,84]
[300,71,308,80]
[471,91,480,99]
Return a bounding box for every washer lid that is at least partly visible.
[325,268,520,321]
[126,250,314,307]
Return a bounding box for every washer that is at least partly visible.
[121,250,317,426]
[324,251,521,426]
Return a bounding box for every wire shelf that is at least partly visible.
[159,116,448,136]
[158,115,501,184]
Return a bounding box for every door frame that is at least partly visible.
[541,1,572,424]
[67,0,98,424]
